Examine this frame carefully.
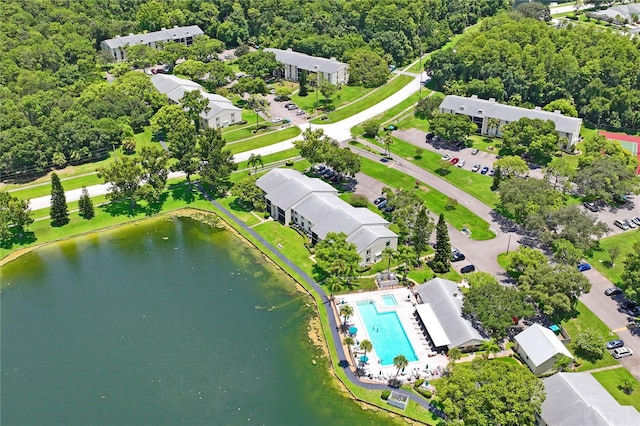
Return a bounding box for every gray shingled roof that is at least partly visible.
[347,226,397,254]
[590,4,640,21]
[541,373,640,426]
[414,278,488,348]
[440,95,582,135]
[292,193,339,225]
[256,169,337,211]
[264,48,348,74]
[311,207,389,240]
[102,25,204,49]
[514,324,573,368]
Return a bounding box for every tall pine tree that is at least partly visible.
[412,206,432,263]
[432,213,451,273]
[50,172,69,226]
[78,186,95,219]
[299,69,308,96]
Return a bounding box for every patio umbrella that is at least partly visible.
[359,355,369,363]
[349,326,358,335]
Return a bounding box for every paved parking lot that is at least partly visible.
[265,94,311,127]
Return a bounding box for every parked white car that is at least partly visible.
[456,159,466,168]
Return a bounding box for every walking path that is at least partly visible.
[194,182,441,418]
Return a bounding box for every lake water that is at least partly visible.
[1,216,398,425]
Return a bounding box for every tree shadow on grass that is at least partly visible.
[145,192,169,216]
[0,230,36,250]
[169,182,196,204]
[101,200,146,217]
[228,197,253,212]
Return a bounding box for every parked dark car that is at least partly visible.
[460,264,476,274]
[577,262,591,272]
[384,205,395,213]
[373,197,386,205]
[313,164,325,173]
[377,200,388,210]
[606,340,624,350]
[426,132,434,140]
[452,252,466,262]
[583,202,599,212]
[480,166,489,175]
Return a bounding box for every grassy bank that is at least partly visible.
[592,368,640,411]
[586,230,640,286]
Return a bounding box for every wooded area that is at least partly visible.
[0,0,507,181]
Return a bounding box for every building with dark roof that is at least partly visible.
[101,25,204,62]
[413,278,489,352]
[439,95,583,146]
[264,48,349,85]
[150,74,241,129]
[539,373,640,425]
[256,169,397,264]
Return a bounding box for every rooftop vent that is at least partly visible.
[489,98,496,102]
[471,94,478,99]
[535,106,542,111]
[553,110,561,115]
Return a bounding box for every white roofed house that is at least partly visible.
[513,324,574,376]
[413,278,489,352]
[539,373,640,426]
[264,48,349,86]
[256,169,397,265]
[439,95,583,148]
[100,25,204,63]
[150,74,241,129]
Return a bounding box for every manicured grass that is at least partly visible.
[561,301,619,371]
[133,126,153,148]
[9,174,105,201]
[222,122,281,142]
[290,84,371,112]
[216,196,264,227]
[360,157,495,240]
[395,114,431,133]
[387,137,499,208]
[407,264,461,284]
[592,368,640,411]
[352,92,424,136]
[234,148,301,172]
[311,75,414,124]
[227,126,301,155]
[586,230,640,286]
[253,221,315,276]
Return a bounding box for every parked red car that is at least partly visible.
[450,157,460,165]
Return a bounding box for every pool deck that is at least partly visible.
[337,288,449,384]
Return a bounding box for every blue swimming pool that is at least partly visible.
[381,294,397,306]
[356,301,418,366]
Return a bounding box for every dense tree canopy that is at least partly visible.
[427,14,640,129]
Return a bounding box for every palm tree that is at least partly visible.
[394,245,415,282]
[393,354,409,379]
[247,153,263,175]
[480,339,500,359]
[382,132,393,158]
[339,304,354,328]
[343,336,354,347]
[360,339,373,360]
[382,247,396,274]
[448,347,462,363]
[325,275,345,300]
[487,117,500,136]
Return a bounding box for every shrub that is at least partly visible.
[416,388,432,398]
[445,197,458,210]
[362,120,380,138]
[574,328,605,361]
[349,194,369,207]
[381,390,391,400]
[414,378,425,388]
[285,161,294,167]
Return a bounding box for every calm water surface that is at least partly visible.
[1,217,397,425]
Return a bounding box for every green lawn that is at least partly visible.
[395,114,431,133]
[290,84,371,112]
[216,196,264,227]
[9,174,105,201]
[311,75,414,125]
[228,126,301,155]
[360,157,495,240]
[222,122,281,142]
[561,302,619,371]
[585,230,640,286]
[387,137,500,208]
[352,92,424,136]
[592,368,640,411]
[234,148,300,173]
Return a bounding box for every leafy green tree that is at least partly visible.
[151,104,190,140]
[138,146,169,204]
[516,2,551,21]
[541,205,608,252]
[574,328,605,361]
[393,354,409,379]
[97,156,144,209]
[294,128,335,165]
[480,339,501,359]
[463,275,534,339]
[518,263,591,317]
[432,213,451,273]
[168,120,198,185]
[553,354,573,372]
[78,186,94,219]
[315,232,361,282]
[574,156,638,204]
[173,60,210,80]
[415,93,444,119]
[544,157,574,192]
[394,245,415,280]
[233,77,268,95]
[621,243,640,303]
[230,176,265,211]
[382,246,396,273]
[237,50,279,78]
[448,347,462,362]
[498,177,562,222]
[487,117,501,136]
[348,49,388,88]
[362,120,380,138]
[180,90,210,132]
[543,99,578,117]
[381,132,393,158]
[0,191,33,244]
[500,117,559,163]
[319,81,338,107]
[326,147,361,177]
[246,95,268,128]
[325,275,346,299]
[439,359,545,425]
[430,113,477,142]
[186,36,225,62]
[124,44,158,69]
[198,128,237,197]
[298,69,309,97]
[49,172,69,226]
[551,238,583,266]
[504,247,548,277]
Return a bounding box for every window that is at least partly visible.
[231,113,235,122]
[385,241,391,247]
